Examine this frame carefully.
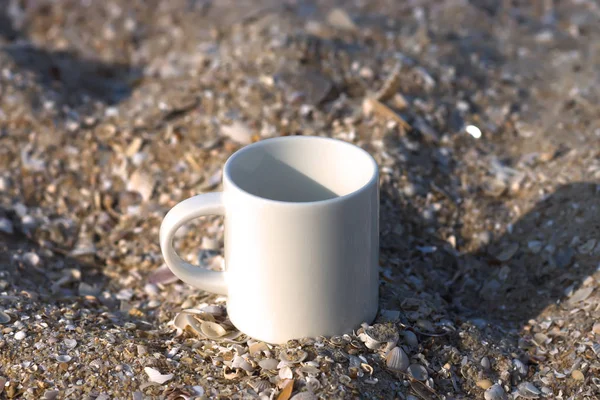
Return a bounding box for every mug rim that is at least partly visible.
[223,135,379,206]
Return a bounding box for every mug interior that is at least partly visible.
[225,136,377,203]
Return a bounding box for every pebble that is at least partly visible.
[22,252,41,268]
[14,331,26,340]
[481,356,491,370]
[592,323,600,334]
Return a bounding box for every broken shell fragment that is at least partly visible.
[144,367,173,384]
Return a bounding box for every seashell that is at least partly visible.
[258,358,279,370]
[484,384,507,400]
[223,366,242,380]
[290,392,318,400]
[148,264,179,285]
[407,364,428,381]
[364,324,399,343]
[329,336,345,346]
[249,380,270,393]
[591,342,600,355]
[358,332,381,350]
[339,374,351,385]
[200,321,227,339]
[63,338,77,349]
[517,382,541,398]
[495,243,519,261]
[279,348,308,364]
[385,347,409,372]
[219,330,245,343]
[300,364,321,375]
[200,305,224,316]
[571,370,584,380]
[0,311,11,324]
[568,287,594,305]
[305,376,321,392]
[279,365,293,380]
[43,390,60,400]
[513,359,528,376]
[144,367,173,384]
[14,331,26,340]
[173,312,204,337]
[231,355,254,372]
[55,355,71,363]
[249,341,269,356]
[477,379,493,389]
[221,121,253,145]
[361,363,374,375]
[578,239,597,254]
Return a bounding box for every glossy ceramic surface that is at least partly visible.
[160,136,379,343]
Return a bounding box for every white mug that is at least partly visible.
[160,136,379,344]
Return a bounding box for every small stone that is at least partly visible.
[14,331,26,340]
[22,252,41,268]
[593,322,600,334]
[571,369,584,381]
[481,356,491,370]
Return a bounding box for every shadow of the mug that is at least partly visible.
[379,181,600,331]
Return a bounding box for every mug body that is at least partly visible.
[222,136,379,344]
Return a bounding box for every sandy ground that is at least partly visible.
[0,0,600,399]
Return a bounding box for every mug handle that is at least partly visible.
[159,192,228,295]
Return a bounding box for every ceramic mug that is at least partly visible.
[160,136,379,344]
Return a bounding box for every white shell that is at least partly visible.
[249,380,270,393]
[258,358,279,370]
[231,355,254,372]
[249,341,269,355]
[358,332,381,350]
[200,321,227,339]
[144,367,173,384]
[279,349,308,364]
[517,382,541,398]
[279,365,293,380]
[385,347,409,372]
[63,338,77,349]
[484,384,507,400]
[55,355,72,363]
